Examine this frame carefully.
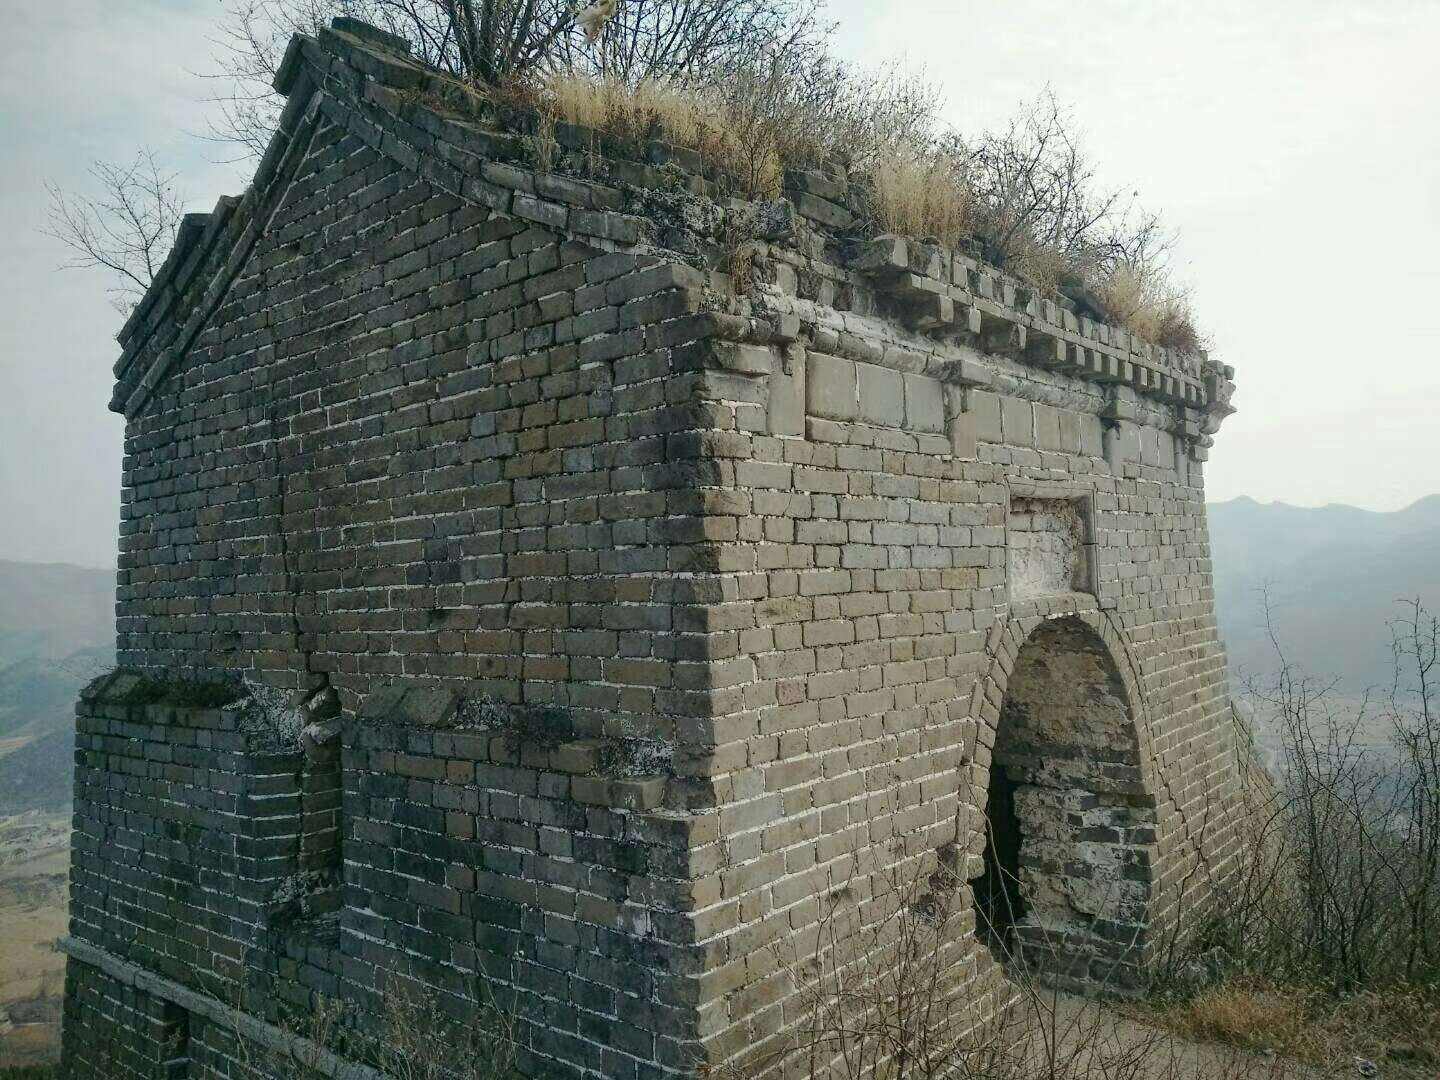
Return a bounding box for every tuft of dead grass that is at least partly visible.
[1152,978,1310,1056]
[1143,976,1440,1075]
[1092,264,1201,352]
[538,74,782,197]
[868,153,971,248]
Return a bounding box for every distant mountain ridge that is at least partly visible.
[0,561,114,811]
[0,560,114,666]
[1207,495,1440,692]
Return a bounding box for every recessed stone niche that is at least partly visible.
[1007,496,1093,600]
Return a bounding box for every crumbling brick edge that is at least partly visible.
[58,937,381,1080]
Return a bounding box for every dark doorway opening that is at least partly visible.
[971,617,1159,991]
[974,762,1025,960]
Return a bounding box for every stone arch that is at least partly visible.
[972,610,1160,993]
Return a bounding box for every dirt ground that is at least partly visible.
[1032,991,1310,1079]
[1036,989,1430,1080]
[0,812,68,1068]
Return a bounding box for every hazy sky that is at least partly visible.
[2,0,1438,569]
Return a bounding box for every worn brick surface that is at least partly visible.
[64,17,1244,1080]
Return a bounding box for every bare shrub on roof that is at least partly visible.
[713,49,941,173]
[548,0,828,84]
[526,61,1203,347]
[208,0,829,156]
[954,90,1170,286]
[935,91,1202,349]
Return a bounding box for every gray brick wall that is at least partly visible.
[63,17,1245,1080]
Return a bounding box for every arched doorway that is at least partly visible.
[974,617,1157,993]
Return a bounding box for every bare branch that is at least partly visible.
[43,150,185,314]
[203,0,831,156]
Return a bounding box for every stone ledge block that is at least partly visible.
[857,362,903,427]
[791,191,854,230]
[570,775,666,811]
[805,352,857,421]
[850,235,908,275]
[709,342,774,376]
[908,292,954,332]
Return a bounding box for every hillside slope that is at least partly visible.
[1208,495,1440,691]
[0,561,113,814]
[0,733,75,816]
[0,561,113,668]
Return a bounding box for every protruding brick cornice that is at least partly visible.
[111,16,1236,442]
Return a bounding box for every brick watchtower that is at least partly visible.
[61,19,1241,1080]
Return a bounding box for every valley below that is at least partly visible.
[0,810,69,1067]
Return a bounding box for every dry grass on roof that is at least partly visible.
[539,73,784,198]
[487,72,1203,353]
[1092,264,1202,353]
[868,154,973,249]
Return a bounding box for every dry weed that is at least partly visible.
[373,975,517,1080]
[1152,979,1310,1056]
[1145,976,1440,1075]
[869,154,971,248]
[525,72,1203,348]
[1091,264,1200,351]
[224,972,517,1080]
[538,74,782,197]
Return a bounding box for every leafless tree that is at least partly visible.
[207,0,337,158]
[1191,593,1440,994]
[1388,598,1440,980]
[559,0,828,84]
[947,90,1170,289]
[43,150,185,313]
[207,0,829,157]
